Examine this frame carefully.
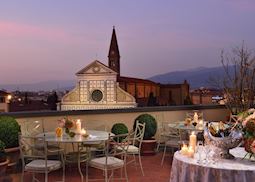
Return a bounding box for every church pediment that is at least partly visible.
[76,60,117,75]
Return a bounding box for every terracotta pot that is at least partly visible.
[141,139,157,156]
[244,137,255,153]
[0,159,9,176]
[4,146,20,168]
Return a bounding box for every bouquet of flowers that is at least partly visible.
[237,109,255,157]
[58,117,75,137]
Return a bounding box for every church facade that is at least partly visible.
[60,60,136,110]
[60,27,190,110]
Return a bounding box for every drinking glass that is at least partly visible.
[196,141,204,164]
[203,145,212,164]
[209,146,221,165]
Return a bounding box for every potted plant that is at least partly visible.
[111,123,129,142]
[133,114,157,155]
[0,116,21,168]
[0,140,9,175]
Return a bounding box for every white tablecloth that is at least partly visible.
[170,147,255,182]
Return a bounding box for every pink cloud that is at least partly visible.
[0,21,72,42]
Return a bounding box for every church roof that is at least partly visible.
[108,27,120,58]
[76,60,117,75]
[118,76,159,85]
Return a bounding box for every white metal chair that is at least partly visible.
[124,122,145,176]
[160,124,185,166]
[86,133,130,182]
[87,124,108,152]
[156,122,177,152]
[64,143,89,182]
[19,134,65,182]
[24,120,61,152]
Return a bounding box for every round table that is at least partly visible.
[170,147,255,182]
[38,130,111,182]
[39,130,110,143]
[168,122,205,132]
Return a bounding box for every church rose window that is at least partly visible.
[91,89,103,102]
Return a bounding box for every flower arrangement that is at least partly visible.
[58,117,76,137]
[237,108,255,157]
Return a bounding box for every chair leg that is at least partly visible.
[161,145,167,166]
[62,163,65,182]
[132,154,138,171]
[105,169,108,182]
[21,169,24,182]
[32,173,35,182]
[77,151,84,182]
[138,153,144,176]
[156,142,160,152]
[45,172,48,182]
[86,160,89,182]
[124,165,129,182]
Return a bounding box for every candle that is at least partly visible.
[187,146,194,158]
[189,131,197,151]
[76,119,81,134]
[193,112,198,123]
[180,144,188,155]
[81,128,87,135]
[219,121,224,130]
[198,120,204,130]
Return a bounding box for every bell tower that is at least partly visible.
[108,26,120,76]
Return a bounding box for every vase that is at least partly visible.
[65,128,70,134]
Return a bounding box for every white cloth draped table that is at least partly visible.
[170,147,255,182]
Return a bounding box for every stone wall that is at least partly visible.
[1,105,229,136]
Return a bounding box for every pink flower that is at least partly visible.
[58,119,65,128]
[251,140,255,154]
[242,112,255,127]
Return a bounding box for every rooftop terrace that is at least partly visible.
[0,105,229,182]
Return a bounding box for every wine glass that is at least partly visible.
[209,146,220,165]
[196,141,204,164]
[203,145,212,164]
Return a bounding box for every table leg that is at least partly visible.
[78,153,83,182]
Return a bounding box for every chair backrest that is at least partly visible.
[163,122,181,137]
[24,120,45,136]
[131,122,145,148]
[19,134,48,168]
[105,133,130,164]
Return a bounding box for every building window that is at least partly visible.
[91,89,103,102]
[80,81,88,102]
[0,97,5,103]
[107,81,114,101]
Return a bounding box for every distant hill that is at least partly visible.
[149,66,234,89]
[0,80,75,91]
[1,66,235,91]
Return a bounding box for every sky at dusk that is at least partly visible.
[1,0,255,84]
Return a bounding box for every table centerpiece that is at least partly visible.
[204,122,242,159]
[58,117,76,138]
[237,108,255,159]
